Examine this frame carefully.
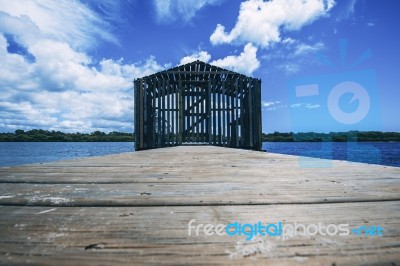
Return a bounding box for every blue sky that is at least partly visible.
[0,0,399,133]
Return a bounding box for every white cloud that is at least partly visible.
[282,37,296,45]
[263,101,281,107]
[0,0,116,49]
[290,103,320,109]
[210,0,335,47]
[262,101,321,111]
[210,43,260,76]
[337,0,357,21]
[177,44,259,75]
[261,40,325,75]
[0,34,35,90]
[180,51,211,65]
[0,1,169,133]
[346,0,357,16]
[0,33,167,132]
[153,0,224,23]
[294,42,324,56]
[279,63,301,75]
[306,104,320,109]
[262,100,287,111]
[100,57,168,84]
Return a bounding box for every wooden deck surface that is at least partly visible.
[0,146,399,265]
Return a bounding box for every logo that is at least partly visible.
[287,39,381,168]
[187,219,384,241]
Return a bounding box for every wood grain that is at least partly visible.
[0,146,399,265]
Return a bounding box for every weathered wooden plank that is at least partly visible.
[1,146,399,265]
[0,167,399,206]
[0,146,398,181]
[0,202,399,265]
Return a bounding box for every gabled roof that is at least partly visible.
[141,60,257,82]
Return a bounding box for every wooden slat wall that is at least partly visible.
[134,61,262,150]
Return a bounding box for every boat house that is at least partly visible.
[134,61,261,151]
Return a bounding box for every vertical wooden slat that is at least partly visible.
[139,78,144,150]
[170,80,174,145]
[152,80,156,148]
[226,82,232,146]
[193,86,201,143]
[186,85,190,143]
[157,79,162,148]
[217,85,222,145]
[207,79,211,145]
[257,79,262,151]
[212,79,217,145]
[248,80,253,148]
[144,82,149,149]
[166,79,170,146]
[187,85,191,143]
[198,86,202,143]
[240,78,245,147]
[134,80,138,150]
[244,80,249,148]
[178,79,183,145]
[192,85,196,143]
[230,79,236,147]
[235,78,242,148]
[162,79,166,146]
[222,81,226,146]
[202,84,206,143]
[175,83,179,145]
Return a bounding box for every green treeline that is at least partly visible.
[0,129,399,142]
[262,131,400,142]
[0,129,134,142]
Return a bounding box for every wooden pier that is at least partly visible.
[0,146,399,265]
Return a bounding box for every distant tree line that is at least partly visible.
[262,131,400,142]
[0,129,399,142]
[0,129,134,142]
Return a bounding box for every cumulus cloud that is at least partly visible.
[210,43,260,76]
[177,44,260,75]
[0,35,35,91]
[210,0,335,47]
[180,51,211,65]
[100,56,168,79]
[153,0,225,23]
[0,1,168,133]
